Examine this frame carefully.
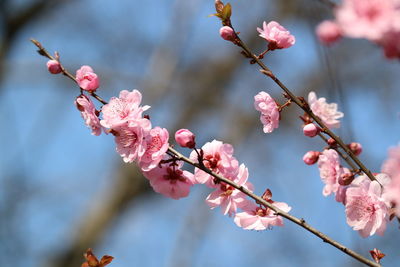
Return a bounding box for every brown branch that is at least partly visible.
[167,146,380,267]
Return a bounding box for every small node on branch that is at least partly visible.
[369,248,385,264]
[81,248,114,267]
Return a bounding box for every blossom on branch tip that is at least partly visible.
[308,91,343,129]
[257,21,295,50]
[254,91,279,133]
[234,200,291,231]
[143,162,195,199]
[47,60,62,74]
[76,65,99,92]
[75,94,102,136]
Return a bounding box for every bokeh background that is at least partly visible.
[1,0,399,266]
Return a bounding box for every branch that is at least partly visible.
[167,147,380,267]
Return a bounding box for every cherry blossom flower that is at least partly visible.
[101,89,150,129]
[143,162,195,199]
[345,176,390,237]
[257,21,295,50]
[335,0,397,41]
[308,91,343,129]
[190,140,239,187]
[76,65,99,92]
[234,201,291,231]
[317,149,345,197]
[139,127,169,172]
[112,118,151,163]
[75,94,102,136]
[316,20,342,45]
[206,164,253,216]
[254,91,280,133]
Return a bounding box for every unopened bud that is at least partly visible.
[175,129,196,149]
[303,151,320,165]
[348,142,362,156]
[219,26,235,41]
[303,123,319,137]
[327,138,337,147]
[215,0,224,13]
[338,172,354,186]
[46,60,62,74]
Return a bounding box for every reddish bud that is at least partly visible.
[348,142,362,156]
[47,60,62,74]
[219,26,235,41]
[327,138,337,147]
[175,129,196,149]
[303,151,320,165]
[369,248,385,264]
[338,172,354,186]
[303,123,319,137]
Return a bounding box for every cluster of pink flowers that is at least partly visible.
[72,65,291,230]
[316,0,400,59]
[254,91,280,133]
[304,145,396,237]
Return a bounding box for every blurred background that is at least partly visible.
[1,0,399,266]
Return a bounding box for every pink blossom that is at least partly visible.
[381,144,400,215]
[112,118,151,163]
[189,140,239,187]
[143,162,195,199]
[345,176,389,237]
[317,149,344,197]
[335,0,397,41]
[101,90,150,129]
[254,91,280,133]
[257,21,295,50]
[76,65,99,92]
[75,94,102,136]
[206,164,253,216]
[234,201,291,231]
[139,127,169,171]
[175,129,196,149]
[219,26,236,41]
[47,60,62,74]
[316,20,342,45]
[308,91,343,129]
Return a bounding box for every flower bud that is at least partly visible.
[46,60,62,74]
[348,142,362,156]
[219,26,235,41]
[175,129,196,149]
[327,138,337,147]
[303,123,319,137]
[76,65,99,92]
[303,151,320,165]
[338,172,354,186]
[316,20,342,45]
